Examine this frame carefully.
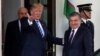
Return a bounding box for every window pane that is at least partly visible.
[41,7,48,26]
[40,0,47,5]
[30,0,38,4]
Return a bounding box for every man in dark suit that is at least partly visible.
[15,3,62,56]
[63,12,93,56]
[77,3,94,53]
[4,7,28,56]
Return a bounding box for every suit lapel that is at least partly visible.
[33,20,46,38]
[65,29,71,45]
[15,20,21,33]
[71,26,82,45]
[40,21,46,36]
[32,20,43,37]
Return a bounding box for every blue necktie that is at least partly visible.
[35,20,45,37]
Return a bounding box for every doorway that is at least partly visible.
[24,0,56,56]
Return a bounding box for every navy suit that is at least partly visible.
[4,20,22,56]
[81,20,94,52]
[63,25,93,56]
[19,17,62,56]
[81,20,94,38]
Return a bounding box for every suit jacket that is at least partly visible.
[4,20,22,56]
[63,25,93,56]
[81,20,94,52]
[19,17,62,56]
[81,20,94,38]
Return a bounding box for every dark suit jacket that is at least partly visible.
[63,25,93,56]
[4,20,22,56]
[18,17,62,56]
[81,20,94,52]
[81,20,94,38]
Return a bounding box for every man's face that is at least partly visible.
[31,7,43,20]
[70,15,81,29]
[19,8,27,19]
[84,10,91,19]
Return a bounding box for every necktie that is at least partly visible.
[35,20,45,37]
[69,30,74,44]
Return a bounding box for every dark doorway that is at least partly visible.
[24,0,56,56]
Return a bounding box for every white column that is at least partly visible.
[21,0,24,7]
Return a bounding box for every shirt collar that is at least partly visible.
[35,19,39,21]
[71,27,78,33]
[82,18,89,23]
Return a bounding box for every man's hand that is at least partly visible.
[27,13,35,21]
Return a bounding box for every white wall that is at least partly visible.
[56,0,100,56]
[56,0,69,56]
[92,0,100,52]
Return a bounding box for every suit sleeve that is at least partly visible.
[40,20,63,45]
[83,29,93,56]
[90,22,94,53]
[20,17,31,33]
[63,31,68,46]
[47,31,63,45]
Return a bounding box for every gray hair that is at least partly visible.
[69,12,81,20]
